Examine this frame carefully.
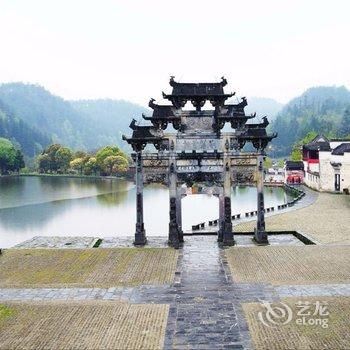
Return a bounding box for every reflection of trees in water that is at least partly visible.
[0,200,71,230]
[0,179,134,231]
[96,190,128,206]
[38,176,132,196]
[233,185,251,197]
[270,187,284,202]
[232,185,290,204]
[0,176,26,206]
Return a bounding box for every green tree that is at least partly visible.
[290,148,302,161]
[37,144,73,173]
[74,150,88,159]
[341,109,350,137]
[14,150,25,172]
[289,131,318,161]
[55,147,72,172]
[42,144,62,172]
[277,159,285,168]
[263,157,272,169]
[103,155,129,175]
[95,145,128,175]
[84,157,99,175]
[0,138,25,174]
[37,153,51,173]
[69,157,85,174]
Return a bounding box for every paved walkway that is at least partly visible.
[163,237,264,349]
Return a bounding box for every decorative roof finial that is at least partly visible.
[221,76,227,86]
[148,98,156,109]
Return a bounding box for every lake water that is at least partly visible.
[0,176,293,248]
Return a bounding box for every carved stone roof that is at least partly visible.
[146,98,178,119]
[162,76,234,110]
[168,76,228,96]
[125,119,162,139]
[240,128,277,140]
[222,97,247,116]
[245,116,269,129]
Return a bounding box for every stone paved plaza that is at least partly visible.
[0,301,169,350]
[0,191,349,349]
[243,296,350,350]
[235,191,350,244]
[0,248,178,288]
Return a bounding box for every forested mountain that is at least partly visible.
[271,86,350,156]
[0,83,147,155]
[70,99,148,149]
[1,82,349,159]
[0,83,96,151]
[0,99,51,157]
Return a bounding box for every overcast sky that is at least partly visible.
[0,0,349,106]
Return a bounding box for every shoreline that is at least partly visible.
[0,173,131,181]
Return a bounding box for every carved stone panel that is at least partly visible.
[183,116,213,132]
[231,157,257,166]
[232,166,257,185]
[175,137,221,152]
[143,159,169,167]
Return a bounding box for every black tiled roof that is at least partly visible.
[303,142,331,151]
[244,128,268,137]
[332,142,350,155]
[303,135,331,151]
[128,119,161,139]
[285,161,304,170]
[169,76,228,96]
[148,99,177,118]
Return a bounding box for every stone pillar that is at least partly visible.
[222,158,234,246]
[217,192,224,242]
[176,192,184,243]
[134,151,146,246]
[168,139,180,248]
[255,152,268,244]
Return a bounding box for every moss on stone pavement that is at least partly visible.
[0,248,178,288]
[0,300,168,350]
[226,245,350,285]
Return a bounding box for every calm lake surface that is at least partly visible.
[0,176,293,248]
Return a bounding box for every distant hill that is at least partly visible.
[70,99,148,151]
[245,97,283,120]
[0,98,51,157]
[0,83,147,155]
[271,86,350,157]
[1,82,348,159]
[0,83,90,150]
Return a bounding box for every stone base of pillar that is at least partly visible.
[217,229,223,242]
[222,224,235,246]
[168,232,180,249]
[168,223,180,249]
[134,223,147,246]
[253,228,269,245]
[178,229,184,243]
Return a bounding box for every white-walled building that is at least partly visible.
[302,135,350,193]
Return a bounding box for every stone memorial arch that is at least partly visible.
[123,77,276,248]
